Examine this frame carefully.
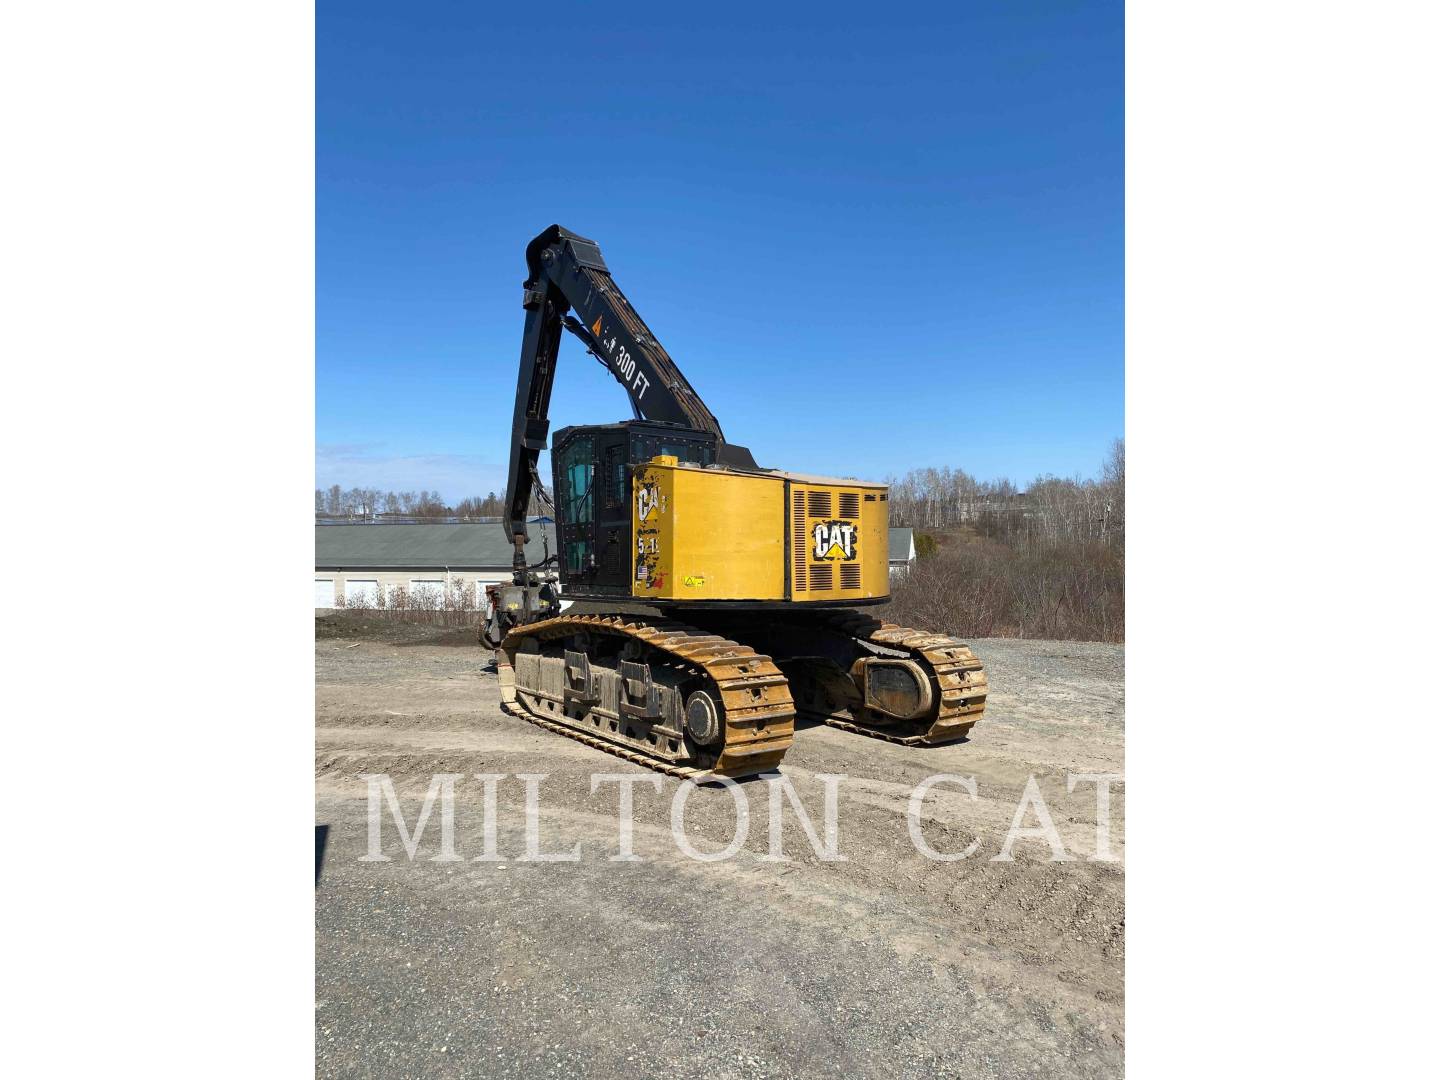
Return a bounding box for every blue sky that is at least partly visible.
[318,1,1122,501]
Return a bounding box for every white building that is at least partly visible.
[316,522,917,606]
[314,522,555,608]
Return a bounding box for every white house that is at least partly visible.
[888,527,916,578]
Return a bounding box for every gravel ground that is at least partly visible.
[315,622,1124,1078]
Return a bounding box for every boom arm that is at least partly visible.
[502,225,755,573]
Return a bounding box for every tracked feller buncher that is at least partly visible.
[483,226,986,779]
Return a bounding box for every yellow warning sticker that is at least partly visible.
[590,315,603,338]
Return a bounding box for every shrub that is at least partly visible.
[879,537,1123,642]
[333,580,482,627]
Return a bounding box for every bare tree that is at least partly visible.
[1101,437,1125,549]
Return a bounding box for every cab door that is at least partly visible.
[554,428,632,597]
[555,433,596,585]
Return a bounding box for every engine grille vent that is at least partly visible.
[838,492,861,518]
[807,491,832,518]
[879,493,888,501]
[791,491,808,591]
[809,564,833,590]
[840,564,862,590]
[864,493,877,502]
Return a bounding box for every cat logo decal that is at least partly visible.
[812,520,858,561]
[636,481,663,522]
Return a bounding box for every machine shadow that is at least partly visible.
[315,824,330,885]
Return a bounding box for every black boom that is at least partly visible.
[502,225,757,575]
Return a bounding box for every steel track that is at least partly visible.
[498,613,795,778]
[812,611,988,743]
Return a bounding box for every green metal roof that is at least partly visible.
[315,523,555,570]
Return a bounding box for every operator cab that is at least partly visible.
[551,420,716,597]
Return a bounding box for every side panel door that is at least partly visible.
[592,437,633,592]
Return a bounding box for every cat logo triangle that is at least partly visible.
[590,315,603,338]
[820,540,847,560]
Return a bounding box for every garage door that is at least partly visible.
[344,579,379,606]
[409,578,446,608]
[314,578,335,608]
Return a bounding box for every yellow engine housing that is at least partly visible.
[630,456,889,603]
